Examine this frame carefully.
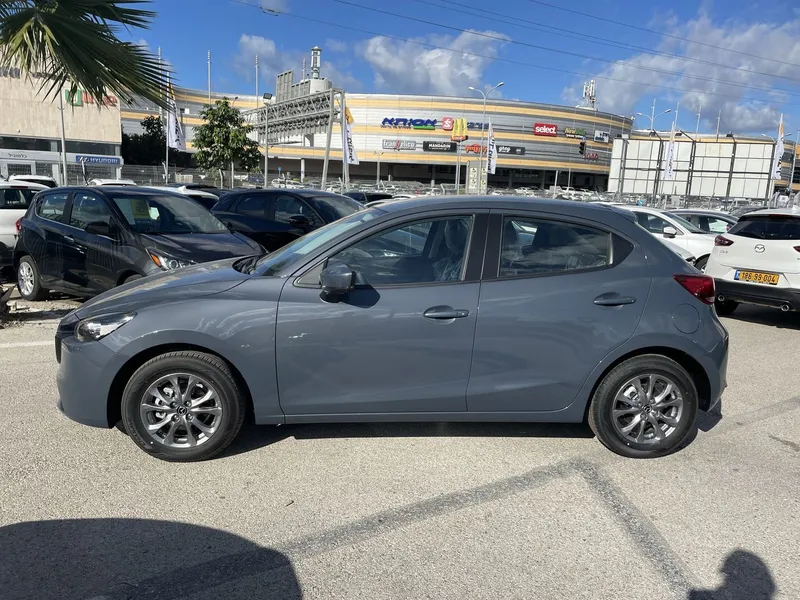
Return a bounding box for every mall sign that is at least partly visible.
[382,139,418,150]
[533,123,558,136]
[382,117,437,130]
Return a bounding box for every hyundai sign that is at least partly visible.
[75,155,122,165]
[533,123,558,136]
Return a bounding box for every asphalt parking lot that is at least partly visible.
[1,299,798,600]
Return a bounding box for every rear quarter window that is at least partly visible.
[728,215,800,240]
[36,193,69,222]
[0,188,35,210]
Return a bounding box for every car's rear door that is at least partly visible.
[467,211,651,413]
[214,192,282,250]
[24,190,71,287]
[275,211,488,416]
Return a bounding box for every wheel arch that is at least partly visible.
[582,345,712,422]
[106,343,255,428]
[116,270,140,286]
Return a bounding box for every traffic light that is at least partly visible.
[579,139,586,155]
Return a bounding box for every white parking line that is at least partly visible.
[0,341,52,349]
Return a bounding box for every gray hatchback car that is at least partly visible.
[56,197,728,461]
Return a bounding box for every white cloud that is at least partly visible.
[325,38,350,54]
[234,34,361,91]
[563,13,800,132]
[359,30,509,96]
[259,0,288,13]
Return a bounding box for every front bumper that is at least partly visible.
[715,279,800,310]
[56,334,124,428]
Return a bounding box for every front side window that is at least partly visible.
[110,193,228,234]
[635,212,673,234]
[274,195,316,225]
[236,195,268,217]
[333,216,473,286]
[500,216,610,277]
[70,193,112,230]
[308,194,362,222]
[704,217,731,234]
[36,192,68,222]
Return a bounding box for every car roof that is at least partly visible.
[741,207,800,218]
[670,209,736,218]
[0,180,48,190]
[53,186,184,196]
[377,195,627,218]
[611,204,664,214]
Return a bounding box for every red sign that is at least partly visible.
[533,123,558,136]
[464,143,487,154]
[584,152,599,161]
[442,116,454,131]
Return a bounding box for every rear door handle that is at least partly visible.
[424,306,470,320]
[63,235,86,253]
[594,293,636,306]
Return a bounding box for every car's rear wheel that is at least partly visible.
[121,351,246,462]
[714,299,738,316]
[588,355,698,458]
[16,256,48,301]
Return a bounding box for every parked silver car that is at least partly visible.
[56,197,729,461]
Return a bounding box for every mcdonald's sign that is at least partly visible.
[450,118,469,142]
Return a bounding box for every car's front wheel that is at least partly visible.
[16,255,48,301]
[121,351,246,461]
[588,355,698,458]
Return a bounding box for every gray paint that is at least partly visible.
[56,196,728,431]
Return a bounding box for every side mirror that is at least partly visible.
[289,214,310,228]
[319,261,355,302]
[662,225,678,238]
[85,221,114,238]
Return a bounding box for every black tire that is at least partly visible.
[123,274,143,284]
[588,354,698,458]
[694,255,708,272]
[715,299,738,316]
[121,351,246,462]
[16,255,48,301]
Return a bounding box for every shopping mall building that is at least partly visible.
[2,62,798,194]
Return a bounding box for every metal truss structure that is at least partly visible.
[241,89,341,145]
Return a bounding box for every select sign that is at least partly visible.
[497,145,525,155]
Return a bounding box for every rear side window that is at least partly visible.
[728,215,800,240]
[235,195,268,217]
[500,217,611,277]
[0,188,35,209]
[36,192,68,222]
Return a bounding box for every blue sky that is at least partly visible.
[129,0,800,135]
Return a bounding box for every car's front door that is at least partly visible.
[270,193,322,248]
[467,212,651,413]
[275,213,488,416]
[66,191,120,294]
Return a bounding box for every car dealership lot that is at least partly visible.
[1,305,799,599]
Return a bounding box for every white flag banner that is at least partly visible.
[486,120,497,174]
[663,121,676,181]
[341,98,359,166]
[166,83,186,151]
[772,114,784,180]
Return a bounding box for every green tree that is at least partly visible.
[193,98,262,185]
[121,116,193,167]
[0,0,170,109]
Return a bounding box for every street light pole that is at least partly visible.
[469,81,504,193]
[58,91,69,185]
[374,151,384,185]
[230,96,239,187]
[792,129,800,195]
[262,93,273,189]
[636,108,672,131]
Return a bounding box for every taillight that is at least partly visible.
[15,218,21,234]
[674,274,716,305]
[794,246,800,253]
[715,235,733,246]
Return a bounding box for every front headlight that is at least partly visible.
[148,250,194,271]
[75,313,135,342]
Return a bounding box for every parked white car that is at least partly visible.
[8,174,58,188]
[88,178,137,186]
[613,205,716,270]
[146,185,220,210]
[1,180,46,276]
[705,207,800,315]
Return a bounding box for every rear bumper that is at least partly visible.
[715,279,800,310]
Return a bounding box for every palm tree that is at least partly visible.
[0,0,170,108]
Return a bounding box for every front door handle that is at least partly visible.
[63,235,75,244]
[424,306,470,320]
[594,293,636,306]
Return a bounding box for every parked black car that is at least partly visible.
[343,191,394,204]
[14,186,263,300]
[211,189,362,251]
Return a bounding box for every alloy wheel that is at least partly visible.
[17,262,34,297]
[139,373,223,448]
[611,374,685,445]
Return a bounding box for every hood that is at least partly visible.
[138,231,261,263]
[75,258,251,319]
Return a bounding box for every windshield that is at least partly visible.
[668,213,707,234]
[728,215,800,240]
[110,193,229,234]
[309,194,362,222]
[253,208,382,275]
